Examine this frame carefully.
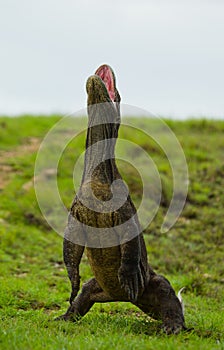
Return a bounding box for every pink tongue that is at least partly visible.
[96,66,115,101]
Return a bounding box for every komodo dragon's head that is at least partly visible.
[83,64,122,181]
[86,64,121,130]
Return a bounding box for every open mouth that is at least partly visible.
[95,64,116,102]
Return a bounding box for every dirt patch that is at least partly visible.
[0,137,41,190]
[0,165,13,190]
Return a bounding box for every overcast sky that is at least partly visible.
[1,0,224,118]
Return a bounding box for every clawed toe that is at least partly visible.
[162,322,186,335]
[54,314,68,321]
[54,313,80,322]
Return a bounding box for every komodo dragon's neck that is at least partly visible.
[82,65,121,185]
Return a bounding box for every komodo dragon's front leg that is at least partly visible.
[118,235,144,301]
[113,207,146,301]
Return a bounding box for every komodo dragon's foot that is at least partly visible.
[162,312,186,335]
[163,321,187,335]
[54,314,68,321]
[54,309,81,322]
[156,275,186,334]
[160,282,186,334]
[54,315,79,322]
[136,274,186,334]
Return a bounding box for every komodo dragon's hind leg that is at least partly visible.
[56,278,114,321]
[133,274,186,334]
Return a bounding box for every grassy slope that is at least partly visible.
[0,116,223,350]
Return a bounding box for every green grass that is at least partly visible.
[0,116,224,349]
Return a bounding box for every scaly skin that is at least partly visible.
[56,65,186,334]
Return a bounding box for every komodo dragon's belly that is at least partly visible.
[86,246,127,299]
[76,183,134,299]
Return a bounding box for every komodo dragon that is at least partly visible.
[57,64,186,334]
